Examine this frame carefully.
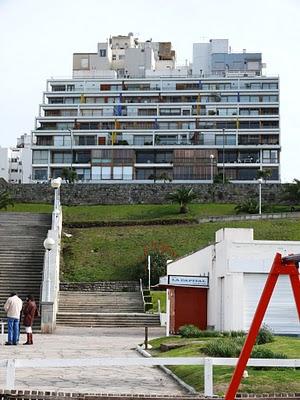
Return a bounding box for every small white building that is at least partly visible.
[0,134,32,183]
[166,228,300,335]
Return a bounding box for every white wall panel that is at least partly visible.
[244,273,299,335]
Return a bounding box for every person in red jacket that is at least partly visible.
[22,295,38,345]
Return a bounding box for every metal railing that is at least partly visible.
[1,356,299,396]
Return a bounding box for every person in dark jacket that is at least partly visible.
[22,295,38,345]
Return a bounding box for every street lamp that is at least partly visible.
[222,128,225,184]
[67,128,74,171]
[43,237,56,302]
[258,178,263,215]
[210,154,215,182]
[51,177,62,212]
[147,255,151,291]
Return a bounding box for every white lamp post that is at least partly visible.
[148,255,151,291]
[51,177,62,212]
[43,237,56,302]
[67,128,74,171]
[210,154,215,182]
[258,178,263,215]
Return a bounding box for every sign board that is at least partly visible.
[168,275,209,287]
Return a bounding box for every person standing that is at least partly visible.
[22,295,38,345]
[4,292,23,345]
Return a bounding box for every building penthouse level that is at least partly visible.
[32,35,280,183]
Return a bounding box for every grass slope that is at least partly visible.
[149,336,300,395]
[62,218,300,281]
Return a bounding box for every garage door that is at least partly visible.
[244,274,299,335]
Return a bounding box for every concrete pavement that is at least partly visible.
[0,327,186,395]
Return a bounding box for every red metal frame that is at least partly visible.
[225,252,300,400]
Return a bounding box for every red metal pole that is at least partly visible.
[224,253,282,400]
[289,273,300,319]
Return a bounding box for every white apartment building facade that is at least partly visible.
[31,34,280,183]
[0,134,32,183]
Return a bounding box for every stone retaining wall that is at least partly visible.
[0,181,287,205]
[59,281,140,292]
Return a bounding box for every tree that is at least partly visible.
[213,173,230,184]
[282,179,300,204]
[256,168,272,183]
[0,190,14,210]
[61,168,78,184]
[166,187,197,214]
[141,242,177,286]
[158,172,172,183]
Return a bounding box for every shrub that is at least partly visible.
[251,346,287,359]
[202,337,245,357]
[178,324,202,338]
[222,330,246,338]
[229,330,246,338]
[0,190,14,210]
[178,325,223,338]
[256,324,274,345]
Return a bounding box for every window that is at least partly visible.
[99,49,106,57]
[52,152,72,164]
[54,136,71,147]
[33,168,48,181]
[262,82,278,89]
[250,83,261,89]
[262,150,278,163]
[32,150,48,164]
[74,150,91,163]
[119,55,125,60]
[113,167,122,180]
[112,55,116,61]
[102,167,111,179]
[81,59,88,68]
[215,135,236,145]
[123,166,133,180]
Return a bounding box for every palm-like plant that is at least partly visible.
[166,187,197,214]
[234,198,258,214]
[0,190,14,210]
[256,168,272,182]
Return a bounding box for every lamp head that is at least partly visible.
[43,237,55,251]
[51,177,62,189]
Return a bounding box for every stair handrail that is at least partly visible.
[40,179,63,333]
[139,278,146,311]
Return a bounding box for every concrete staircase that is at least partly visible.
[0,212,52,329]
[57,290,161,327]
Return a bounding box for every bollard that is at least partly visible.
[144,326,148,350]
[6,359,16,390]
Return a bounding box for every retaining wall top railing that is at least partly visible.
[1,356,299,397]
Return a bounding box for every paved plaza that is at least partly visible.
[0,326,185,395]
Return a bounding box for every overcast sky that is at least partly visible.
[0,0,299,182]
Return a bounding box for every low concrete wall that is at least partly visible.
[0,181,286,205]
[60,281,140,292]
[0,388,299,400]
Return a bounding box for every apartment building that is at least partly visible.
[31,35,280,183]
[0,134,32,183]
